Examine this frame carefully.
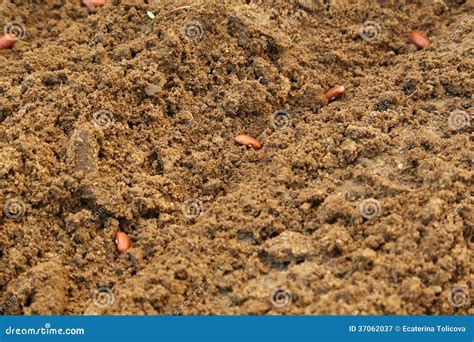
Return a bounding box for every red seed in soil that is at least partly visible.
[325,85,345,103]
[410,32,429,49]
[82,0,107,7]
[0,34,17,50]
[234,134,262,149]
[115,231,131,253]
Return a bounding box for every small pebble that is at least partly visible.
[234,134,262,149]
[410,32,429,49]
[145,84,161,96]
[73,256,81,267]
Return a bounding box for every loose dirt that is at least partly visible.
[0,0,472,315]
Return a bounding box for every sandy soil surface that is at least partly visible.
[0,0,472,315]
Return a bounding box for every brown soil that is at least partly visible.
[0,0,472,315]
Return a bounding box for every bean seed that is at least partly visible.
[82,0,107,7]
[115,231,131,253]
[0,34,17,50]
[325,85,345,103]
[234,134,262,149]
[411,32,429,49]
